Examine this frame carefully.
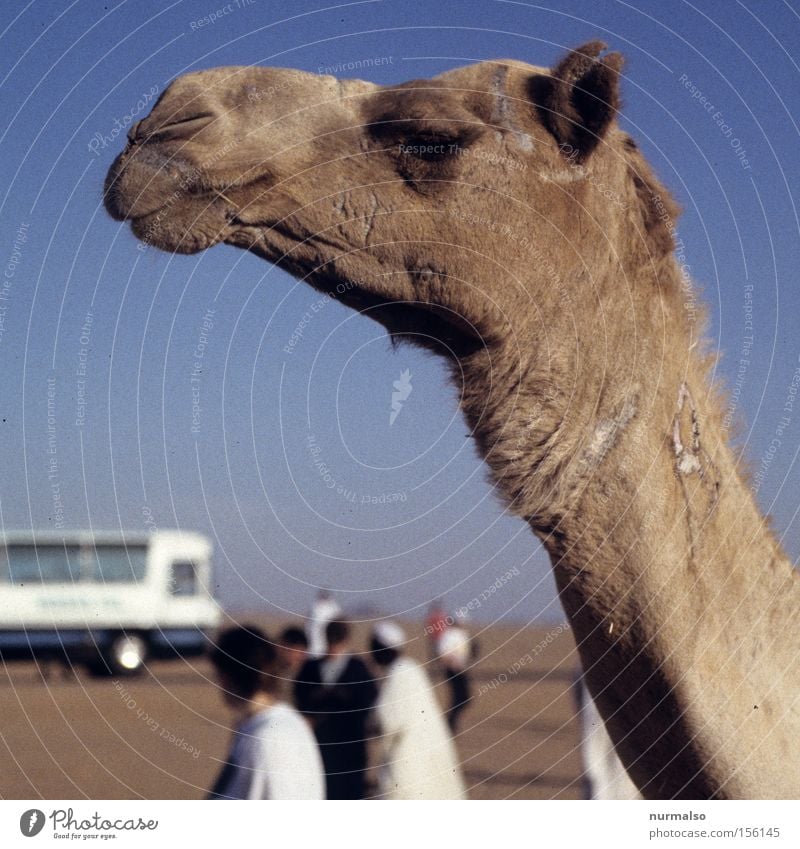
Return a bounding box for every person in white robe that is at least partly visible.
[371,620,466,800]
[575,677,641,800]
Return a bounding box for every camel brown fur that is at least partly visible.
[104,42,800,799]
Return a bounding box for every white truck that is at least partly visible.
[0,530,222,675]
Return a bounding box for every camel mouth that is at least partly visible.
[104,142,216,223]
[105,184,171,225]
[104,142,238,253]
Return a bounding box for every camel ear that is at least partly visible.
[532,41,624,160]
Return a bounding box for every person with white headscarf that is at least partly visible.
[370,620,466,800]
[306,589,341,658]
[436,611,473,732]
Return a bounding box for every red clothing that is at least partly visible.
[426,609,449,639]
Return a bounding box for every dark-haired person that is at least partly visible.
[294,619,377,799]
[370,621,466,799]
[277,625,309,679]
[208,626,324,800]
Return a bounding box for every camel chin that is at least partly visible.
[129,207,229,255]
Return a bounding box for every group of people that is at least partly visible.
[207,593,468,800]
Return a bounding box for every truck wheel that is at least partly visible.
[102,634,148,676]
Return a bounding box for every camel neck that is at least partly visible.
[457,258,799,798]
[536,351,799,798]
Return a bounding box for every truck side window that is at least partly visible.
[88,545,147,583]
[170,561,197,596]
[2,545,82,583]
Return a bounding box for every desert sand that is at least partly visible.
[0,619,583,800]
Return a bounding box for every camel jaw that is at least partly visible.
[231,226,486,356]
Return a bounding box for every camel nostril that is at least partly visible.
[127,120,143,144]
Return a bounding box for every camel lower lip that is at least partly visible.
[105,172,173,222]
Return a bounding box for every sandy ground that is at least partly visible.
[0,619,584,800]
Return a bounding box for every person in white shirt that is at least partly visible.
[371,620,466,800]
[306,590,342,658]
[208,626,325,800]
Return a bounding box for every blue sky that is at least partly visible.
[1,0,799,628]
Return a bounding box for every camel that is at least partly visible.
[103,42,800,799]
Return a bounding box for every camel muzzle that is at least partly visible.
[103,144,203,222]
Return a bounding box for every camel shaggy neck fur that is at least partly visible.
[104,42,800,799]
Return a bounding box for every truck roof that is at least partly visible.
[0,529,208,547]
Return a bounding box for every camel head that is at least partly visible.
[104,42,678,358]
